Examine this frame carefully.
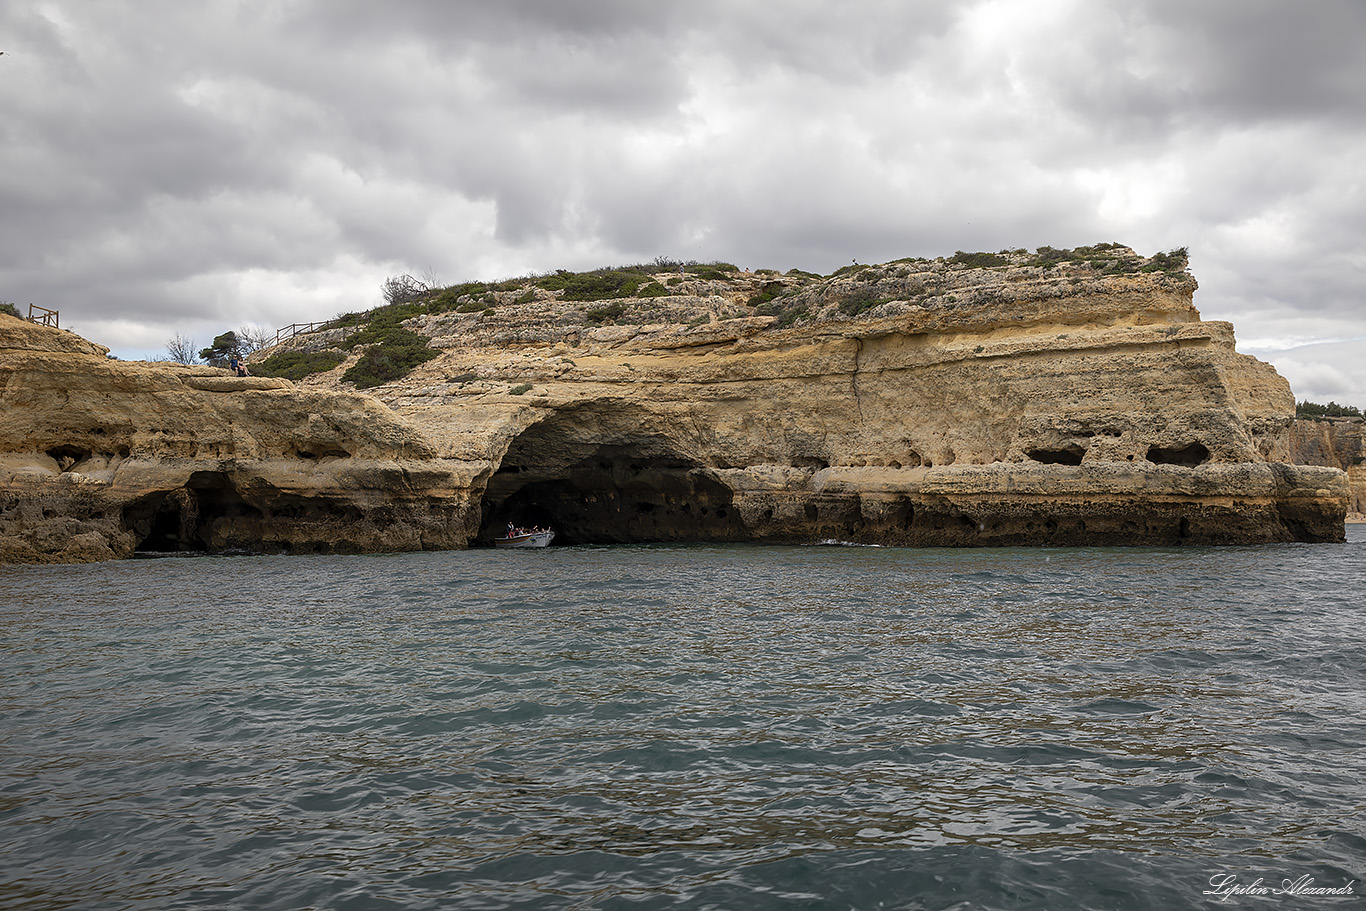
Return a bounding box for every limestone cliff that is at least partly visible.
[0,245,1348,563]
[1,314,478,563]
[276,245,1342,547]
[1289,417,1366,517]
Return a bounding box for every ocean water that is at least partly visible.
[2,531,1364,910]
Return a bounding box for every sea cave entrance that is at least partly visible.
[477,410,745,545]
[125,471,262,554]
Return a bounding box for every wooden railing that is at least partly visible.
[273,321,328,344]
[28,304,58,328]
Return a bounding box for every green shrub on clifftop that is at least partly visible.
[1297,400,1362,418]
[322,311,366,331]
[339,305,428,350]
[584,302,628,324]
[948,251,1008,268]
[254,350,346,381]
[1141,247,1189,273]
[536,267,654,302]
[682,262,738,280]
[747,281,786,308]
[838,287,891,317]
[342,328,439,389]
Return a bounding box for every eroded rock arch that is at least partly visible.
[477,404,745,545]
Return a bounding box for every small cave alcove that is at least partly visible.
[1146,442,1211,467]
[1026,445,1087,466]
[125,471,263,554]
[47,444,93,472]
[477,415,746,545]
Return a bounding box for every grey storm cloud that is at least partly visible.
[1,0,1363,404]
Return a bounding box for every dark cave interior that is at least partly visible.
[477,426,746,545]
[125,471,261,553]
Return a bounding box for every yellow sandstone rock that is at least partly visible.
[1,314,478,562]
[1289,417,1366,519]
[0,248,1348,562]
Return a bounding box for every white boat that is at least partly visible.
[494,529,555,549]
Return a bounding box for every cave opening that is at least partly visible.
[127,471,262,554]
[1027,445,1087,466]
[1146,442,1211,467]
[134,490,199,553]
[477,413,746,546]
[47,445,92,472]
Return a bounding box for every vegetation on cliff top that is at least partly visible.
[255,349,346,381]
[1297,400,1363,419]
[260,244,1191,388]
[342,333,440,388]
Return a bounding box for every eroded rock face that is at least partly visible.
[1,315,479,563]
[1,249,1349,563]
[371,269,1344,547]
[1289,417,1366,517]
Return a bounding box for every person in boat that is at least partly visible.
[506,522,516,538]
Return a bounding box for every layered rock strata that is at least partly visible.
[378,301,1342,546]
[1289,418,1366,517]
[1,247,1348,563]
[1,315,477,563]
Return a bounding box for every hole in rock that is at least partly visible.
[47,445,91,472]
[292,446,350,461]
[1027,445,1086,466]
[1146,442,1210,467]
[478,411,746,545]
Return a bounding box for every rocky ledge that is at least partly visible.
[1,315,478,563]
[0,246,1347,562]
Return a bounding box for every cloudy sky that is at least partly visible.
[3,0,1364,403]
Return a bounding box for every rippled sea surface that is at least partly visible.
[3,531,1365,910]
